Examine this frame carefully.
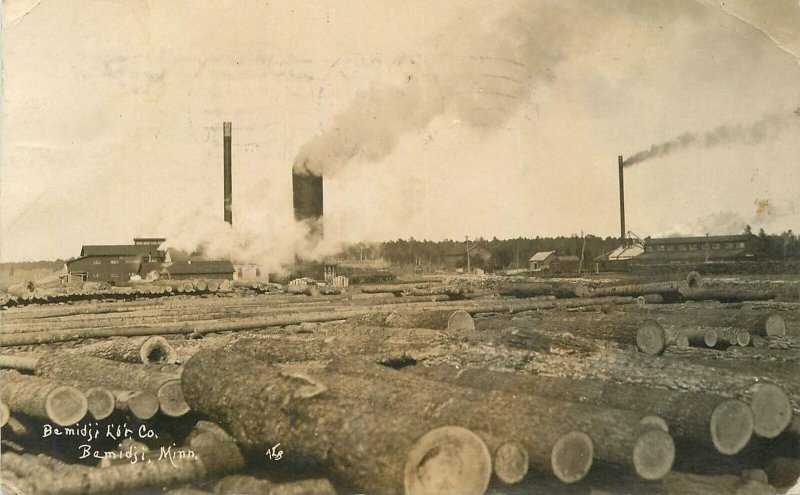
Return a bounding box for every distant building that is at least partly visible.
[157,261,235,280]
[549,255,581,274]
[67,243,164,284]
[640,234,757,262]
[529,251,557,271]
[445,242,495,271]
[133,237,167,246]
[323,259,394,283]
[605,244,644,261]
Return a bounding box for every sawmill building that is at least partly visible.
[639,234,757,262]
[444,242,495,271]
[66,243,165,284]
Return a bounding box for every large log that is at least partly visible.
[182,350,494,495]
[1,427,244,495]
[112,389,159,420]
[406,365,754,455]
[588,280,687,298]
[0,370,87,426]
[71,336,178,365]
[214,475,337,495]
[678,287,777,303]
[495,282,583,299]
[384,309,475,331]
[318,358,675,481]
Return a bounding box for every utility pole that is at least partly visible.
[465,236,471,273]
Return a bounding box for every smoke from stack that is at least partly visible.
[618,155,625,239]
[624,111,797,167]
[291,4,571,178]
[292,171,324,243]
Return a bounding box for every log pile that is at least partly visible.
[0,272,797,494]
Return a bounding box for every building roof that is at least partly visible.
[162,261,235,275]
[80,245,161,257]
[604,244,644,261]
[529,251,556,262]
[445,242,493,257]
[646,234,753,245]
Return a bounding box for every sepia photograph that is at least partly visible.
[1,0,799,493]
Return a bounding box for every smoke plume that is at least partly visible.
[293,5,572,176]
[625,111,798,167]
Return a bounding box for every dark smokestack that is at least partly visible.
[223,122,232,225]
[292,171,323,241]
[618,155,625,240]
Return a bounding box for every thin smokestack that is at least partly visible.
[292,171,323,242]
[618,155,625,240]
[223,122,232,225]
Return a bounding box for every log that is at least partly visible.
[113,389,159,420]
[494,282,582,299]
[657,471,775,495]
[636,294,664,307]
[182,350,494,495]
[194,279,208,291]
[35,353,180,400]
[686,271,704,289]
[0,427,244,495]
[748,383,793,439]
[765,457,800,490]
[140,336,179,365]
[84,386,116,420]
[685,327,729,349]
[407,365,754,456]
[0,370,87,426]
[157,379,191,417]
[0,400,8,427]
[589,280,687,298]
[384,309,475,332]
[752,314,786,337]
[678,287,777,303]
[214,475,337,495]
[0,354,39,371]
[71,336,176,364]
[636,320,689,355]
[321,358,674,481]
[207,279,220,292]
[716,327,751,347]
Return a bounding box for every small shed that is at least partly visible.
[529,251,557,271]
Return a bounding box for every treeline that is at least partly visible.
[340,229,800,269]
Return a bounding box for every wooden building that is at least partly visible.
[157,261,235,280]
[639,234,757,262]
[66,244,164,284]
[444,242,495,271]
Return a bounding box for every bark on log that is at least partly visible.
[0,400,8,427]
[84,386,115,420]
[495,282,582,299]
[0,428,244,495]
[637,294,664,307]
[636,320,689,355]
[765,457,800,490]
[384,309,475,332]
[589,281,687,298]
[657,471,775,495]
[0,354,39,371]
[35,353,178,393]
[319,358,674,481]
[214,475,337,495]
[678,287,777,303]
[184,351,494,495]
[407,365,754,455]
[0,370,87,426]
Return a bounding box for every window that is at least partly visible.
[678,245,687,251]
[110,260,119,264]
[94,273,100,278]
[128,259,138,264]
[702,243,710,249]
[93,260,101,265]
[689,244,698,251]
[712,243,721,249]
[658,245,665,252]
[736,242,745,248]
[666,245,675,251]
[110,273,118,278]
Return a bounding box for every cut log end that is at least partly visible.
[686,271,704,289]
[749,383,792,439]
[84,387,115,420]
[735,330,751,347]
[118,390,159,420]
[704,328,719,348]
[0,401,9,428]
[550,431,593,484]
[404,426,492,495]
[157,380,190,417]
[140,336,178,365]
[493,441,529,485]
[45,385,88,426]
[639,415,669,432]
[447,310,475,332]
[765,314,786,337]
[633,428,675,481]
[710,399,754,455]
[637,320,666,355]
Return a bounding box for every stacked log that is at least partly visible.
[33,353,188,417]
[588,280,687,298]
[214,475,337,495]
[0,370,87,426]
[182,350,494,495]
[405,365,754,455]
[679,286,777,303]
[495,281,584,299]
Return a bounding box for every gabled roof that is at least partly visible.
[162,261,235,275]
[604,244,644,261]
[80,245,161,257]
[529,251,556,262]
[646,234,753,245]
[445,242,494,257]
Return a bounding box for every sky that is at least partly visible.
[1,0,799,269]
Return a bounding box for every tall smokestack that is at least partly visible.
[618,155,625,240]
[223,122,232,225]
[292,171,323,242]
